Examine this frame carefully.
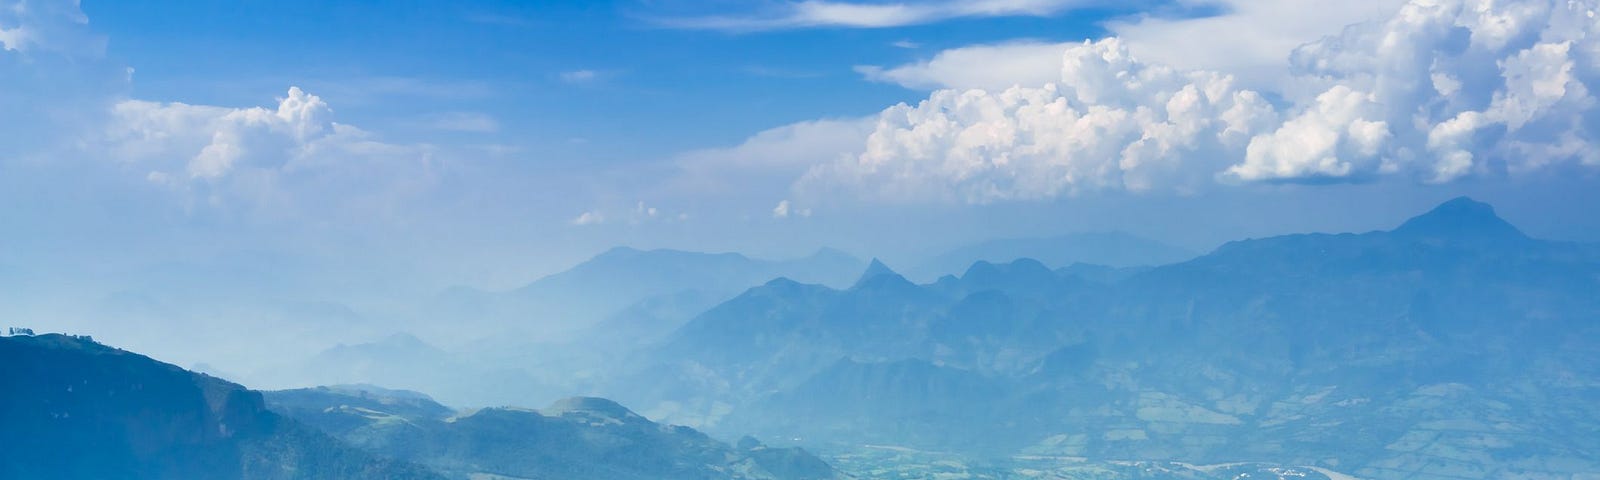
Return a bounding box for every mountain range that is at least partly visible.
[0,333,842,480]
[9,197,1597,479]
[599,197,1600,479]
[906,231,1197,281]
[423,247,865,339]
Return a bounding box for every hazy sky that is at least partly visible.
[3,0,1599,304]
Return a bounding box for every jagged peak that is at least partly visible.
[851,258,906,288]
[1392,196,1527,242]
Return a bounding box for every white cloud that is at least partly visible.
[891,40,921,49]
[0,0,102,55]
[560,69,599,84]
[568,201,691,227]
[656,0,1097,31]
[679,118,874,172]
[0,0,124,159]
[772,199,814,218]
[851,2,1407,93]
[1248,0,1600,183]
[795,0,1600,202]
[671,117,874,197]
[1107,0,1408,91]
[106,87,442,216]
[415,112,500,133]
[571,211,605,225]
[801,38,1277,203]
[856,40,1071,90]
[636,201,658,219]
[109,87,337,180]
[1226,85,1388,182]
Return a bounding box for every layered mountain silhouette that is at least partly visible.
[425,247,865,337]
[0,334,440,480]
[908,231,1196,281]
[264,386,840,480]
[12,197,1596,479]
[0,333,844,480]
[606,197,1600,479]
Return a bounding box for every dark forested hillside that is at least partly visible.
[0,334,440,480]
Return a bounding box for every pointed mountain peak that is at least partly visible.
[1392,196,1527,241]
[852,258,903,288]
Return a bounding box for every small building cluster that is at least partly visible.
[5,327,35,336]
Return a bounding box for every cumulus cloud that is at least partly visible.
[105,87,441,216]
[110,87,338,180]
[1107,0,1407,90]
[1,0,502,228]
[802,38,1278,203]
[1232,0,1600,183]
[798,0,1600,203]
[655,0,1098,31]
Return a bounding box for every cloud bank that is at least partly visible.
[794,0,1600,204]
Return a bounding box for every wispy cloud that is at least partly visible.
[855,40,1069,90]
[772,199,812,218]
[412,112,500,133]
[571,211,605,226]
[559,69,601,84]
[742,65,827,79]
[462,12,540,28]
[653,0,1099,32]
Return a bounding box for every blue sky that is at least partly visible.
[81,0,1133,160]
[3,0,1600,359]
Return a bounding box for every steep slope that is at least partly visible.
[0,334,439,480]
[264,386,841,480]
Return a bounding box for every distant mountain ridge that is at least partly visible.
[423,246,865,338]
[909,231,1196,281]
[607,197,1600,478]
